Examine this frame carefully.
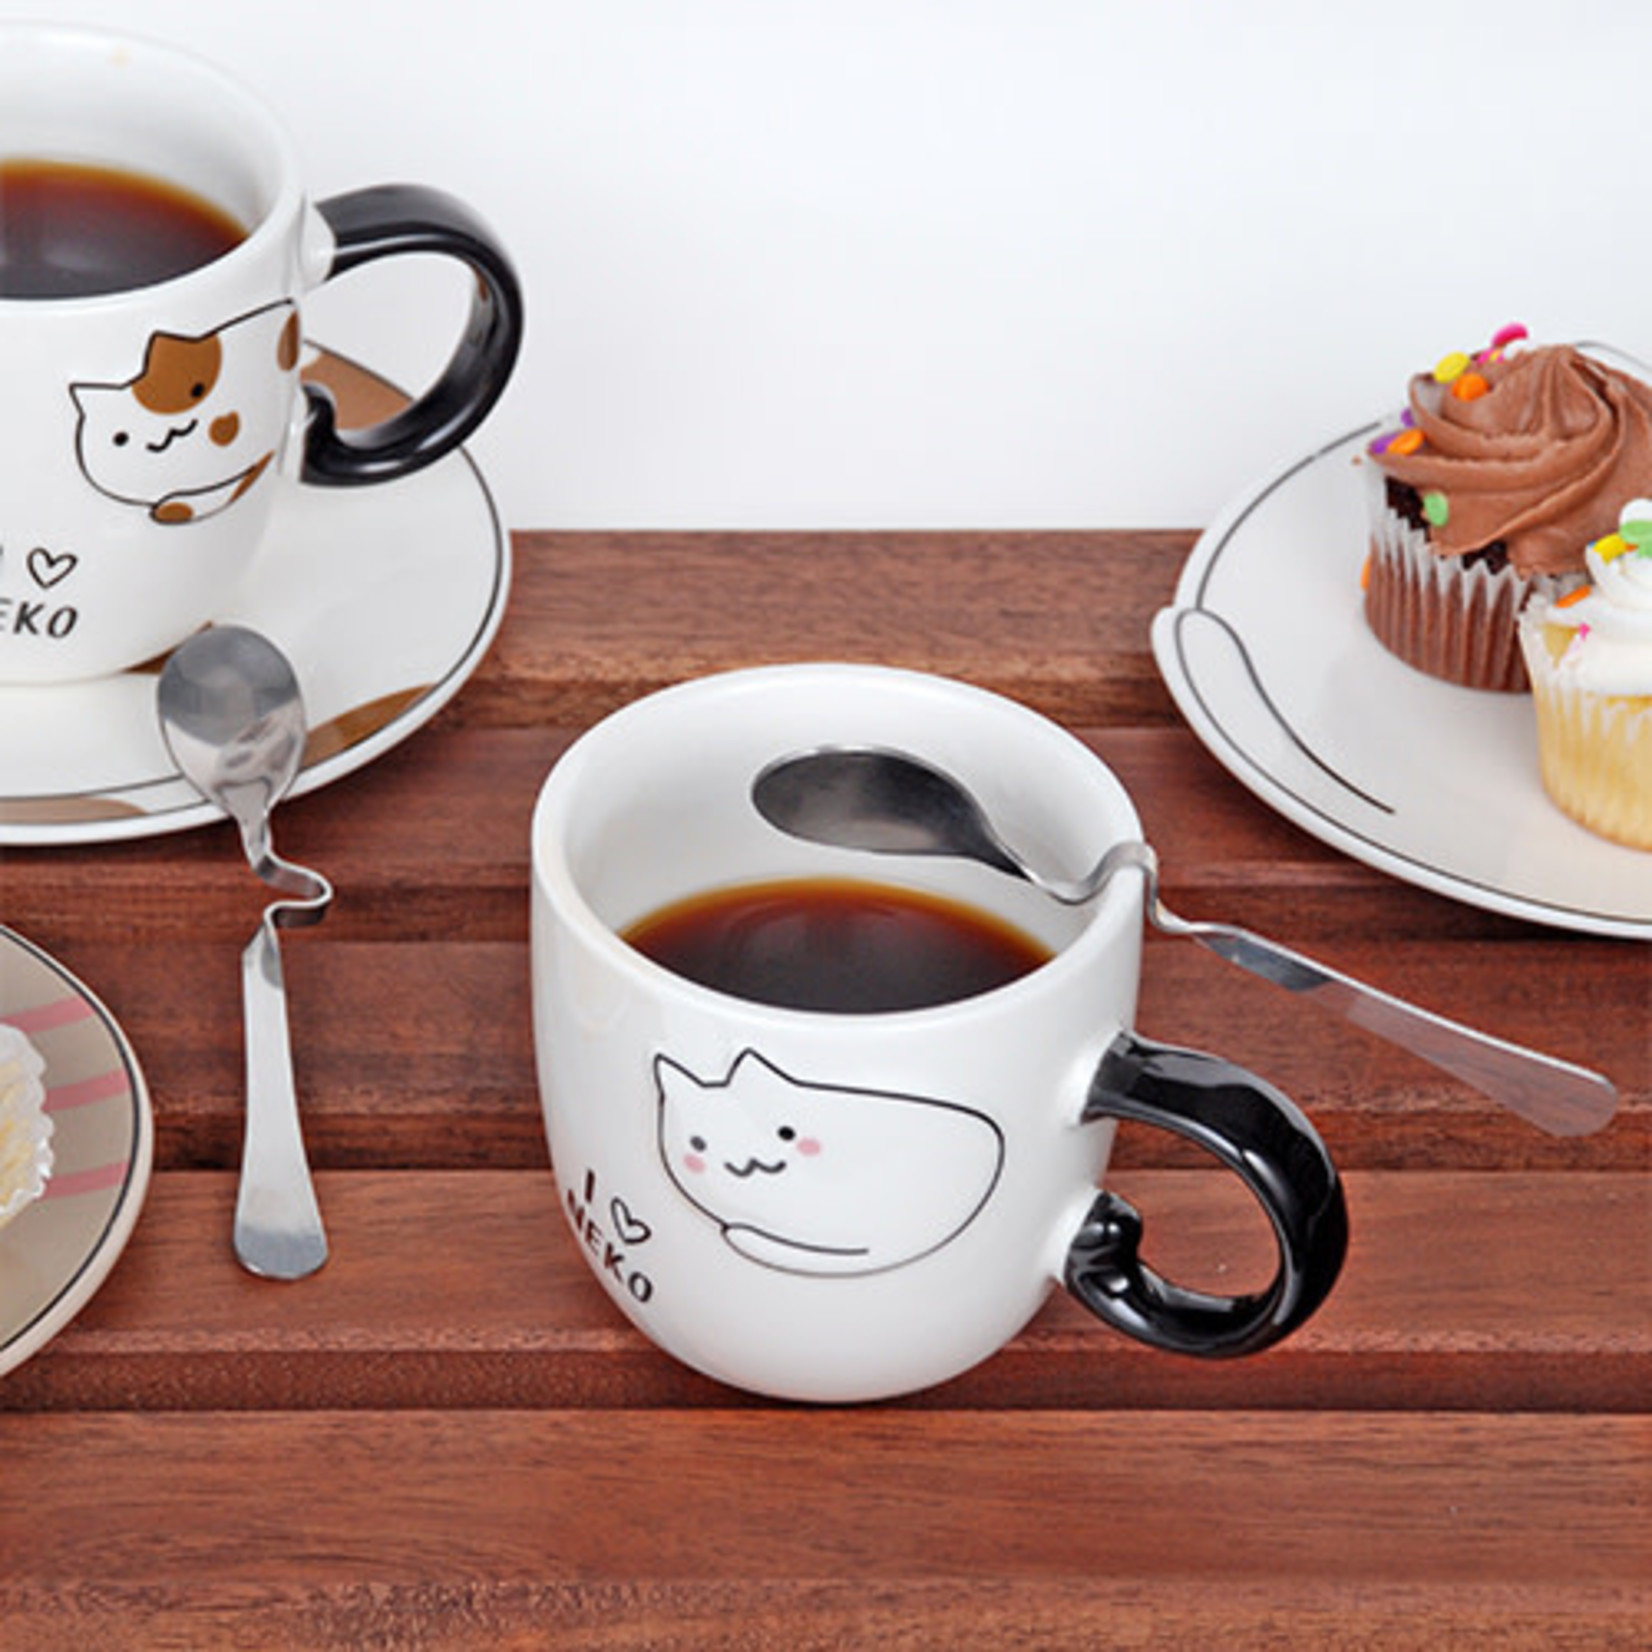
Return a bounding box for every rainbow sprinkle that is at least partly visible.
[1481,322,1530,361]
[1434,350,1472,385]
[1618,518,1652,557]
[1365,325,1528,553]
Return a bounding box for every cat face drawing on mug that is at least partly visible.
[71,300,301,525]
[655,1049,1005,1276]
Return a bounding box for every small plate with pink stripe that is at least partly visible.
[1,926,153,1378]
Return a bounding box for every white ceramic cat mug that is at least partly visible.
[531,665,1348,1403]
[0,24,523,683]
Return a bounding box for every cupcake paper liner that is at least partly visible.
[1363,468,1577,692]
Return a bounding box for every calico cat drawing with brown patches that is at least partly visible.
[71,300,301,525]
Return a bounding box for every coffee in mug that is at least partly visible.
[0,159,245,298]
[623,876,1053,1012]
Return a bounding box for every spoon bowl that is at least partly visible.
[154,627,307,831]
[158,625,332,1279]
[753,747,1619,1139]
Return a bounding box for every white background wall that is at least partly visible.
[1,1,1644,531]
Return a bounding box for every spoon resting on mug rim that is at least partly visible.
[750,747,1618,1140]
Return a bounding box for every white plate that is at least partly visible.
[1152,397,1652,940]
[0,349,508,846]
[0,926,153,1379]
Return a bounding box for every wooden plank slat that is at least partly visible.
[5,1582,1650,1652]
[4,1410,1647,1650]
[4,1170,1645,1415]
[10,718,1606,948]
[465,529,1198,728]
[3,926,1637,1176]
[6,1577,1647,1652]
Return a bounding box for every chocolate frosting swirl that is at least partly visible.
[1372,346,1652,577]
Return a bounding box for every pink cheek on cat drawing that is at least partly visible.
[796,1138,822,1157]
[682,1152,707,1174]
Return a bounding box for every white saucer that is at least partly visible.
[1,926,154,1379]
[1152,355,1652,940]
[0,349,508,846]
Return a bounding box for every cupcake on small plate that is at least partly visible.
[1518,502,1652,849]
[1363,325,1652,691]
[0,1022,52,1232]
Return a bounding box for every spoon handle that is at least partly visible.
[1188,923,1618,1139]
[236,921,328,1280]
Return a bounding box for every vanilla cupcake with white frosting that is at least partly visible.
[0,1022,52,1231]
[1518,500,1652,848]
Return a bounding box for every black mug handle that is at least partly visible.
[300,184,525,486]
[1065,1030,1348,1357]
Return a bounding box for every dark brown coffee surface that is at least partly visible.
[0,159,244,297]
[623,877,1053,1013]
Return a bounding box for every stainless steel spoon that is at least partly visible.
[752,747,1618,1138]
[158,625,333,1278]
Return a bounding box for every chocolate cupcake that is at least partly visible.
[1362,327,1652,691]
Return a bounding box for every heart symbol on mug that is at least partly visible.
[27,547,79,589]
[610,1198,652,1246]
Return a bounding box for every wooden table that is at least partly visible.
[3,531,1647,1648]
